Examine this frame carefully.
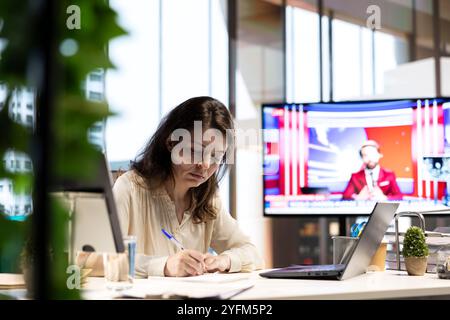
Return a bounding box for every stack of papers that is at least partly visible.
[115,273,254,299]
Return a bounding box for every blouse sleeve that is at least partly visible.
[112,173,133,236]
[210,194,265,273]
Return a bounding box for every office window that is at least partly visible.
[374,31,409,96]
[24,160,32,170]
[89,73,103,82]
[440,1,450,55]
[106,0,160,163]
[415,0,434,60]
[210,0,229,105]
[106,0,228,163]
[332,19,368,100]
[0,185,3,192]
[90,123,103,133]
[161,0,209,113]
[26,103,32,110]
[330,19,410,100]
[88,91,103,101]
[360,28,374,97]
[321,15,331,102]
[24,204,32,214]
[286,5,320,103]
[26,115,33,125]
[15,160,20,170]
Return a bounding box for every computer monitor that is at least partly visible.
[50,153,125,261]
[262,98,450,216]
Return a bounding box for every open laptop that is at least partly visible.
[260,202,399,280]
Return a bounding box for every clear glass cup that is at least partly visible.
[103,236,136,291]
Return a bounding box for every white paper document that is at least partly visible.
[117,281,254,300]
[172,272,252,283]
[146,272,252,283]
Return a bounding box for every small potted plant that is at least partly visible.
[402,226,429,276]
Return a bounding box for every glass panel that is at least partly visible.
[361,27,374,97]
[210,0,230,213]
[440,1,450,96]
[440,0,450,55]
[210,0,229,106]
[321,15,331,102]
[415,0,434,60]
[161,0,209,114]
[332,19,361,100]
[106,0,160,164]
[236,0,284,266]
[374,30,410,96]
[442,56,450,96]
[286,5,320,103]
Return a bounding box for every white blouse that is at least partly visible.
[112,170,264,277]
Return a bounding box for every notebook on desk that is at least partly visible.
[260,202,399,280]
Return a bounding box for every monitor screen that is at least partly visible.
[50,153,125,254]
[262,98,450,215]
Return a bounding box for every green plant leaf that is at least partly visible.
[53,95,115,180]
[0,1,36,87]
[402,226,429,258]
[1,0,126,299]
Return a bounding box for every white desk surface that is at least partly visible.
[80,270,450,300]
[2,270,450,300]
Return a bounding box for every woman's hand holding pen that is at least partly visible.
[164,249,206,277]
[164,251,231,276]
[204,253,231,273]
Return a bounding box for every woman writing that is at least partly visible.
[113,96,264,277]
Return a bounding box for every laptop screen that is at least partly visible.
[341,202,399,280]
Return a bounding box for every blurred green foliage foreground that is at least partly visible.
[0,0,127,299]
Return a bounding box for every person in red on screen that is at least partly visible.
[342,140,403,201]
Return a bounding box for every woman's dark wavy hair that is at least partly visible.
[131,96,234,223]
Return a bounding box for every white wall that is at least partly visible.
[383,57,450,99]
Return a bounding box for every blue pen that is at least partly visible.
[161,228,185,250]
[162,228,218,258]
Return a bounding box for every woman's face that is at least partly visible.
[170,131,227,189]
